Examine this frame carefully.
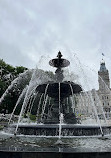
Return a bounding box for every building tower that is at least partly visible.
[98,60,110,92]
[98,59,111,115]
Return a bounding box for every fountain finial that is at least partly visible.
[57,51,62,59]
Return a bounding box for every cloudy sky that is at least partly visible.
[0,0,111,88]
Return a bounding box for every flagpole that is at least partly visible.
[102,53,105,60]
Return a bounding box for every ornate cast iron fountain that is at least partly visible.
[36,51,82,124]
[7,51,111,137]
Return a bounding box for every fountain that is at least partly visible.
[1,52,111,158]
[4,52,111,137]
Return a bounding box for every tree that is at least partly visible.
[15,66,28,75]
[0,59,29,114]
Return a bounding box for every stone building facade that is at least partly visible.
[97,60,111,117]
[75,60,111,119]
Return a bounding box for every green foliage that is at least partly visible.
[0,58,29,114]
[15,66,28,75]
[0,59,6,68]
[0,125,4,130]
[0,80,7,96]
[6,64,15,73]
[29,114,36,121]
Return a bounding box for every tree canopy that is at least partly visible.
[0,59,28,113]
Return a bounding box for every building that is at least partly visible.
[75,59,111,119]
[97,60,111,117]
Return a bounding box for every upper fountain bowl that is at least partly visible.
[49,51,70,68]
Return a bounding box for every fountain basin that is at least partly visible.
[1,131,111,158]
[8,124,111,136]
